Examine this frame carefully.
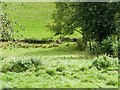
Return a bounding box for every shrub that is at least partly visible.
[91,36,118,57]
[101,36,118,56]
[92,55,118,70]
[23,38,54,44]
[1,57,43,73]
[91,42,102,56]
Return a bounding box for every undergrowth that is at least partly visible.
[1,57,43,73]
[91,55,118,70]
[0,55,118,88]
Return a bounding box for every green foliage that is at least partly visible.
[49,2,119,48]
[91,36,118,56]
[76,38,86,50]
[106,80,118,86]
[80,66,88,72]
[101,36,118,56]
[46,69,56,76]
[0,2,24,41]
[0,55,118,88]
[74,3,117,43]
[56,66,66,72]
[0,55,4,61]
[48,3,75,36]
[91,42,102,55]
[92,55,118,70]
[1,57,43,73]
[0,3,13,41]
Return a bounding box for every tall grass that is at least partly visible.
[0,55,118,88]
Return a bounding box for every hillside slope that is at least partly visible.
[7,2,55,39]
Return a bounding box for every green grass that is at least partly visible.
[0,55,118,88]
[6,2,81,39]
[0,42,91,58]
[0,51,118,88]
[0,2,118,88]
[6,2,55,39]
[0,44,118,88]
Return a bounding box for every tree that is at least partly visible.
[0,2,25,42]
[48,2,119,49]
[0,2,14,41]
[48,2,76,35]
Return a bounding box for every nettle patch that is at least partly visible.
[91,55,118,70]
[1,57,43,73]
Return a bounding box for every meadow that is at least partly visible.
[0,47,118,88]
[6,2,80,39]
[0,2,119,89]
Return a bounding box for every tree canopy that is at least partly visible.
[49,2,120,45]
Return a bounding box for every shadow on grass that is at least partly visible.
[23,44,91,59]
[1,43,91,59]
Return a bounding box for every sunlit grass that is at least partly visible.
[0,56,118,88]
[6,2,81,39]
[6,2,55,39]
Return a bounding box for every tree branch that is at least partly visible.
[74,29,82,34]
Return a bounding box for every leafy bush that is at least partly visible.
[92,55,118,70]
[101,36,118,56]
[1,57,43,73]
[91,42,102,56]
[91,36,118,57]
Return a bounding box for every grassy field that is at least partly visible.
[0,48,118,88]
[6,2,80,39]
[0,42,91,58]
[0,43,118,88]
[0,2,118,89]
[6,2,55,39]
